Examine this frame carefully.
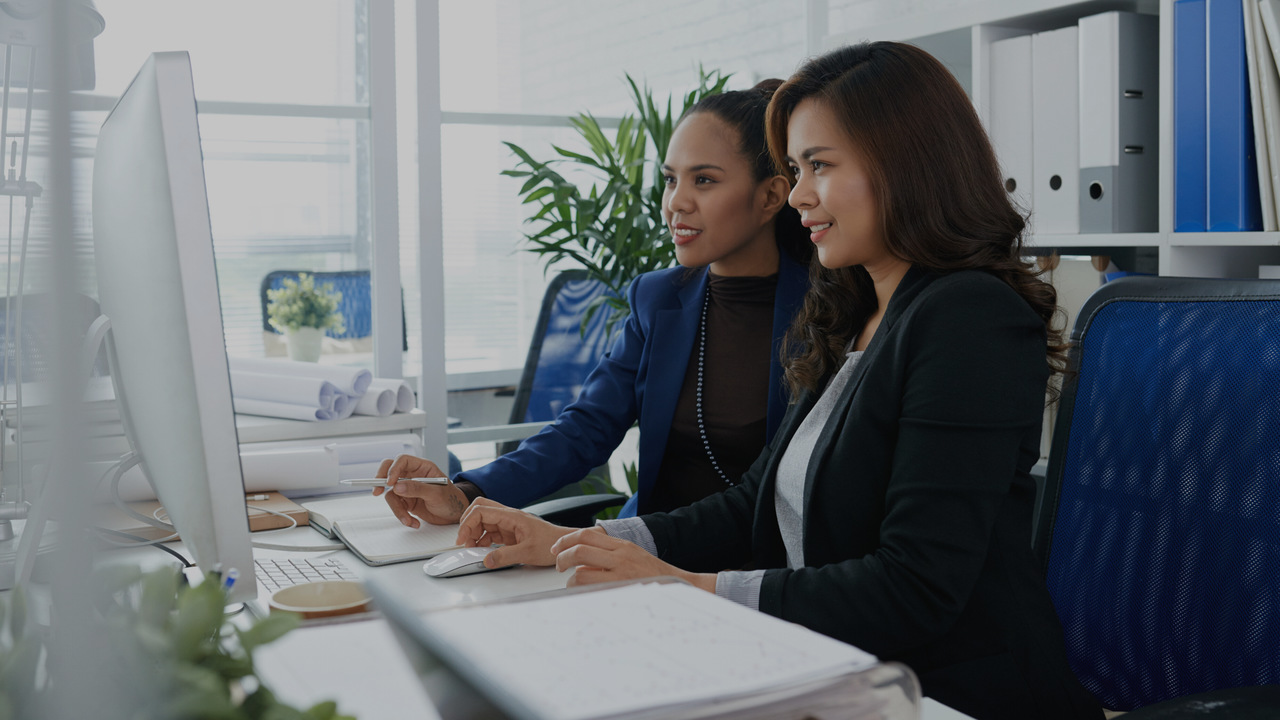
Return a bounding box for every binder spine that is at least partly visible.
[1206,0,1263,231]
[1079,12,1159,233]
[1174,0,1208,232]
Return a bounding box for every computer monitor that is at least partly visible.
[92,51,257,602]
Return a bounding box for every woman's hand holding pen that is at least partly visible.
[372,454,469,527]
[551,530,717,593]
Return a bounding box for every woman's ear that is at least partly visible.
[758,175,791,219]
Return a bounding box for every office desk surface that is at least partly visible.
[101,524,973,720]
[248,528,974,720]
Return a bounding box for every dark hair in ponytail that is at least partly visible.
[677,80,811,265]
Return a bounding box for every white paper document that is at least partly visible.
[421,582,878,720]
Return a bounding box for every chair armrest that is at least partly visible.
[445,421,549,445]
[523,494,629,528]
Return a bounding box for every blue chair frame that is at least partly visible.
[500,270,628,524]
[1035,276,1280,716]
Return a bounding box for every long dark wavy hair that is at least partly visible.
[765,42,1067,395]
[679,79,812,265]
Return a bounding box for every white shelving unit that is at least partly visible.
[824,0,1280,279]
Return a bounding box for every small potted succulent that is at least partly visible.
[266,273,345,362]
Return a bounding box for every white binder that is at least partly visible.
[1256,0,1280,222]
[1078,11,1160,233]
[989,34,1035,218]
[1245,0,1278,230]
[1032,26,1080,234]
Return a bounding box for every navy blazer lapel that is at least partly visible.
[635,269,706,502]
[801,266,934,515]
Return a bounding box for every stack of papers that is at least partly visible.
[417,582,914,720]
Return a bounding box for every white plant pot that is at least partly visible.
[284,326,324,362]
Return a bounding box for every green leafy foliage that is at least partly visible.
[266,273,346,334]
[504,68,730,331]
[0,566,354,720]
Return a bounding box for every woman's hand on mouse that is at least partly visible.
[456,498,592,568]
[550,530,717,593]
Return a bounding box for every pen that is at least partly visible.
[339,477,452,487]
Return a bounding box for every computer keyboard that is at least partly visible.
[254,556,358,594]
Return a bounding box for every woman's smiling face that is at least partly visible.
[662,112,780,276]
[784,98,890,271]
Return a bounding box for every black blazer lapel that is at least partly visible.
[801,266,936,515]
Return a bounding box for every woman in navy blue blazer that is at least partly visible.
[376,81,812,524]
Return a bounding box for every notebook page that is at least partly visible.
[334,516,461,561]
[420,582,877,720]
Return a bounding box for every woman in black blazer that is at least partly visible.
[457,42,1102,720]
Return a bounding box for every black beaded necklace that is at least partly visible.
[695,289,733,485]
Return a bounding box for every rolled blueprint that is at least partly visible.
[332,393,357,420]
[353,388,395,417]
[228,357,372,397]
[367,377,415,413]
[234,397,336,421]
[95,445,342,502]
[338,461,387,481]
[230,371,341,411]
[326,434,422,465]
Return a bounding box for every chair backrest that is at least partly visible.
[260,270,406,350]
[506,270,616,429]
[0,293,106,385]
[1036,276,1280,711]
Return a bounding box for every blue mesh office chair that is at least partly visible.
[260,270,407,351]
[1035,276,1280,717]
[506,270,628,525]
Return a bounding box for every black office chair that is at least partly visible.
[259,270,407,353]
[1035,276,1280,717]
[503,270,628,526]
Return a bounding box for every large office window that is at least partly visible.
[4,1,376,361]
[407,0,807,379]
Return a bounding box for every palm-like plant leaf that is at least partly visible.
[505,68,729,329]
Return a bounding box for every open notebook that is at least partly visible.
[301,493,460,566]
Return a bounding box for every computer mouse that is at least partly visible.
[422,546,512,579]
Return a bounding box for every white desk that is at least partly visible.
[245,526,976,720]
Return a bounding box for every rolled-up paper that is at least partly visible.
[338,461,388,481]
[231,371,341,410]
[234,397,335,421]
[325,434,422,465]
[353,388,395,417]
[228,357,372,397]
[240,446,341,491]
[367,378,415,413]
[93,445,342,502]
[333,393,357,420]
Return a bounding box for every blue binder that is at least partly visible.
[1175,0,1207,232]
[1206,0,1263,231]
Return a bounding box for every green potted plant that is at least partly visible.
[0,566,353,720]
[266,273,346,363]
[503,69,729,330]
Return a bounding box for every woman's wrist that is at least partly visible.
[681,571,718,594]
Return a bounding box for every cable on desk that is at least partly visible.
[91,527,193,567]
[247,503,344,552]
